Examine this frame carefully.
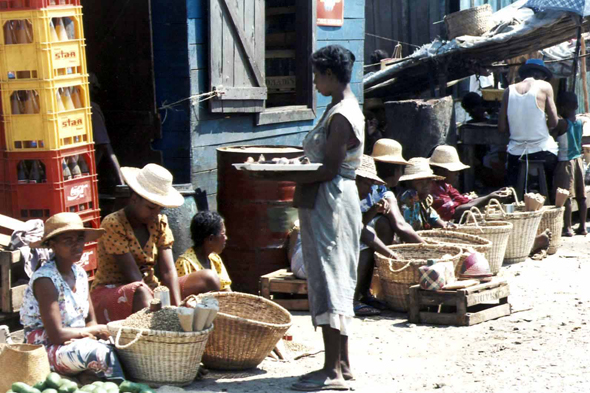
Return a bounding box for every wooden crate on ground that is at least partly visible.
[1,248,24,313]
[408,279,511,326]
[260,269,309,311]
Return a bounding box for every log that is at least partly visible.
[384,96,455,159]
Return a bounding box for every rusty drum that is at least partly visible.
[217,146,302,294]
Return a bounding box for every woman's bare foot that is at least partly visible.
[299,368,343,381]
[563,227,574,237]
[575,225,588,236]
[530,230,551,255]
[340,360,354,381]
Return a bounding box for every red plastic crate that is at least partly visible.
[76,239,97,272]
[0,0,79,11]
[3,143,96,184]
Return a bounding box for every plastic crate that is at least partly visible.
[2,143,96,184]
[0,7,86,81]
[0,75,92,150]
[77,241,97,272]
[0,0,80,11]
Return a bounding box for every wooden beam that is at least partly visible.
[581,35,589,113]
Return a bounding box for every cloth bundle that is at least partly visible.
[524,193,545,211]
[419,261,455,291]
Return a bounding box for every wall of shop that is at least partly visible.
[151,0,366,209]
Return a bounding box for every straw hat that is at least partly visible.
[371,139,409,165]
[429,145,470,172]
[399,157,445,182]
[121,163,184,208]
[356,155,386,184]
[31,213,105,248]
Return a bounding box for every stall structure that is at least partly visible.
[0,0,99,279]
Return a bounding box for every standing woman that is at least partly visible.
[258,45,363,391]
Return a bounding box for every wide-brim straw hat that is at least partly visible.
[518,59,552,80]
[357,155,386,184]
[429,145,470,172]
[121,163,184,208]
[31,212,105,248]
[371,138,409,165]
[399,157,445,182]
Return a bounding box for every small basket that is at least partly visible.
[106,321,213,387]
[485,199,544,263]
[537,205,565,255]
[417,229,492,276]
[197,292,292,370]
[374,243,463,285]
[444,4,493,40]
[454,208,513,275]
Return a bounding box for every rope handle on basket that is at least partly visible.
[458,210,484,232]
[114,327,143,349]
[506,187,520,205]
[387,258,413,274]
[485,198,506,218]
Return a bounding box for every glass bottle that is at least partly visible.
[28,160,42,183]
[68,156,81,178]
[17,161,28,184]
[70,86,83,108]
[78,155,89,175]
[62,158,72,180]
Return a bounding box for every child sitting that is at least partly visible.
[175,211,232,297]
[552,92,588,236]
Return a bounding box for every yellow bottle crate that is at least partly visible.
[0,74,93,150]
[0,6,86,82]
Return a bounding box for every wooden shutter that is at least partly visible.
[209,0,266,113]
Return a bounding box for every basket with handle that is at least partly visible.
[484,199,544,263]
[417,229,492,276]
[197,292,292,370]
[444,4,493,40]
[106,321,213,387]
[454,208,513,275]
[536,205,565,255]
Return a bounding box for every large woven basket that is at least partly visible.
[454,209,513,275]
[379,281,412,312]
[197,292,292,370]
[417,229,492,276]
[374,243,463,285]
[107,321,213,387]
[485,199,544,264]
[445,4,493,40]
[536,205,565,255]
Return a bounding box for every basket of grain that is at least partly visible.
[197,292,292,370]
[485,199,544,263]
[417,229,492,276]
[374,244,463,312]
[107,306,213,387]
[444,4,493,40]
[454,208,513,275]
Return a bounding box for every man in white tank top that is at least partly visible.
[498,59,559,198]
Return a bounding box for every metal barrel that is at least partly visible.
[217,146,302,294]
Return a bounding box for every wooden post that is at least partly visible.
[581,35,589,113]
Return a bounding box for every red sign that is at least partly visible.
[317,0,344,27]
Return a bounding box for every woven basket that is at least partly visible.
[454,209,513,275]
[445,4,493,40]
[379,281,412,312]
[374,243,463,285]
[197,292,292,370]
[536,205,565,255]
[417,229,492,276]
[107,321,213,387]
[485,199,544,264]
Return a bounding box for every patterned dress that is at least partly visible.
[298,96,364,335]
[20,261,124,381]
[175,248,232,297]
[91,209,174,323]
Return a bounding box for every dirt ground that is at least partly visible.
[169,235,590,393]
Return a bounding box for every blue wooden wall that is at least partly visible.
[151,0,366,209]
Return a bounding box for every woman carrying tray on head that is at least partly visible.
[250,45,363,391]
[90,164,189,324]
[20,213,125,383]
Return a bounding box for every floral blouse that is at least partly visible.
[20,260,89,341]
[398,189,440,231]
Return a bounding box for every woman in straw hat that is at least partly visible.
[429,145,512,222]
[20,213,125,383]
[398,157,454,231]
[91,164,221,324]
[255,45,363,391]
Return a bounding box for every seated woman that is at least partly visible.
[91,164,186,324]
[429,145,512,222]
[175,211,231,297]
[397,157,454,231]
[20,213,124,383]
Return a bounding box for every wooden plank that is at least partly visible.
[414,290,457,307]
[269,281,308,295]
[216,87,267,100]
[260,276,270,298]
[465,285,510,307]
[465,303,511,326]
[418,311,461,326]
[273,298,309,311]
[408,286,420,323]
[10,284,26,312]
[0,215,24,232]
[256,107,316,126]
[209,0,224,113]
[463,279,508,294]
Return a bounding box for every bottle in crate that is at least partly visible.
[0,0,80,12]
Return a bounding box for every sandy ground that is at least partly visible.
[172,235,590,393]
